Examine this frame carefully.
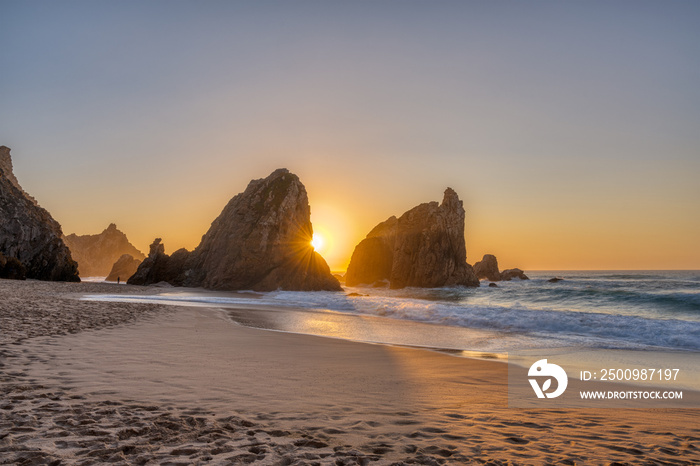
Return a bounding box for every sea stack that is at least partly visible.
[63,223,145,277]
[0,146,79,281]
[105,254,142,282]
[129,169,341,291]
[473,254,529,281]
[346,188,479,288]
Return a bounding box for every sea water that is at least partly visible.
[84,271,700,354]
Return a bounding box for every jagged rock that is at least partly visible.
[126,239,164,286]
[473,254,529,281]
[473,254,501,282]
[63,223,145,277]
[127,239,189,286]
[105,254,142,282]
[0,146,37,205]
[129,169,341,291]
[0,146,79,281]
[126,239,167,285]
[501,268,529,281]
[346,188,479,289]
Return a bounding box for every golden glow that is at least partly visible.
[7,3,700,274]
[310,202,359,271]
[311,233,324,252]
[49,166,700,273]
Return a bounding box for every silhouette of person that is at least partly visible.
[117,276,120,284]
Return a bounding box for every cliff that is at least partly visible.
[63,223,145,277]
[0,146,79,281]
[346,188,479,288]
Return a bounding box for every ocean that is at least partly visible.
[84,270,700,354]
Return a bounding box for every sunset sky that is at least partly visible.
[2,1,699,271]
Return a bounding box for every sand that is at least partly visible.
[1,279,699,465]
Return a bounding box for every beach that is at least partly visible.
[1,279,698,464]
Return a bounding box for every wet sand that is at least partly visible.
[1,279,699,465]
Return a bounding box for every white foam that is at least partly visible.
[83,285,700,352]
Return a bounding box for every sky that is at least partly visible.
[1,0,699,271]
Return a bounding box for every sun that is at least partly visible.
[311,233,324,251]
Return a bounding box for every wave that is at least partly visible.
[268,290,700,351]
[85,284,700,352]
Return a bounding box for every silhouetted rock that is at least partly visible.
[345,216,397,287]
[501,268,529,281]
[0,146,37,205]
[346,188,479,289]
[473,254,529,281]
[127,239,189,286]
[473,254,501,282]
[105,254,142,282]
[63,223,145,277]
[548,277,564,283]
[488,282,498,288]
[0,146,79,281]
[129,169,341,291]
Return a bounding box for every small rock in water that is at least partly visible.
[488,282,498,288]
[474,255,529,281]
[500,268,529,281]
[548,277,564,283]
[474,254,501,282]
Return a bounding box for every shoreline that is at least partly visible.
[83,288,700,393]
[80,270,700,356]
[2,279,699,464]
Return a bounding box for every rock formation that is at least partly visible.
[127,239,189,286]
[500,268,529,281]
[473,254,529,281]
[105,254,142,282]
[345,188,480,289]
[63,223,145,277]
[129,169,341,291]
[344,216,397,287]
[472,254,501,282]
[0,146,79,281]
[0,146,37,205]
